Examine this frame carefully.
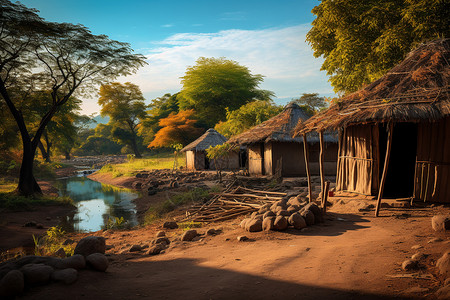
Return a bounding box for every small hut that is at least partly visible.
[181,128,239,171]
[228,103,338,176]
[294,39,450,209]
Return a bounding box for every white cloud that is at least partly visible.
[161,24,174,28]
[82,25,334,115]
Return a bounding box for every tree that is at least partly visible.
[98,82,146,158]
[290,93,327,115]
[206,143,237,182]
[215,100,283,138]
[307,0,449,93]
[148,110,202,148]
[78,124,122,155]
[178,57,274,127]
[0,0,146,195]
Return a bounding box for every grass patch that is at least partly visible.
[0,192,73,210]
[98,152,186,178]
[0,179,17,193]
[144,187,219,225]
[177,221,203,230]
[33,226,75,257]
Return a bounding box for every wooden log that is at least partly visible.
[303,134,313,203]
[218,193,283,200]
[322,181,330,215]
[239,187,287,196]
[375,123,394,217]
[319,131,325,202]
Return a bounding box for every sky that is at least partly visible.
[20,0,334,115]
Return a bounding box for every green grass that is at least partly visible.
[98,152,186,178]
[144,187,219,225]
[0,192,73,210]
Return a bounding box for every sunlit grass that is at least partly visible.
[0,192,73,210]
[0,179,16,193]
[98,152,186,178]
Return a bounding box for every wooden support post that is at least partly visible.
[303,134,313,203]
[375,123,394,217]
[319,131,325,200]
[322,181,330,215]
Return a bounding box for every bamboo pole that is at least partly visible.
[319,131,325,201]
[303,134,313,203]
[375,123,394,217]
[322,181,330,215]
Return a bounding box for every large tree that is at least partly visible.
[290,93,327,115]
[178,57,274,127]
[0,1,146,195]
[307,0,449,93]
[98,82,146,158]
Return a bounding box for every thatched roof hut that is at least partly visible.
[229,103,338,176]
[181,129,239,170]
[294,39,450,207]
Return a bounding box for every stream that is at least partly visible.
[55,174,140,232]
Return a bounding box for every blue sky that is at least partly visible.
[20,0,334,115]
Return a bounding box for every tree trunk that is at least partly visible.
[64,151,71,160]
[43,132,52,163]
[17,140,42,196]
[130,137,142,158]
[38,141,50,162]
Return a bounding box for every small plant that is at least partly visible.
[127,154,135,163]
[103,216,127,229]
[32,226,74,257]
[177,221,202,230]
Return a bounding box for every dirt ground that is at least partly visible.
[2,173,450,299]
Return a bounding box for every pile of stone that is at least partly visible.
[239,195,323,232]
[0,236,108,298]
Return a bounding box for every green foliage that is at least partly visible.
[33,226,74,257]
[178,57,274,127]
[215,100,283,137]
[177,221,203,230]
[290,93,327,115]
[104,216,127,230]
[0,192,73,210]
[307,0,449,93]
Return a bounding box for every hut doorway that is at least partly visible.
[379,123,418,198]
[204,156,210,170]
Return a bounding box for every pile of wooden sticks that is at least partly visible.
[182,183,287,223]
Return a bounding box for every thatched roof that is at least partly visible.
[295,38,450,135]
[227,103,311,145]
[181,128,227,152]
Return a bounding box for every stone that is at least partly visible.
[54,247,67,258]
[252,214,263,221]
[206,229,217,235]
[21,263,54,284]
[288,213,307,230]
[246,219,263,232]
[156,231,166,237]
[148,244,165,255]
[36,223,44,229]
[240,218,250,229]
[181,230,198,241]
[163,221,178,229]
[74,236,106,257]
[237,236,248,242]
[402,259,418,271]
[262,217,275,231]
[277,210,291,217]
[432,215,450,231]
[304,202,323,223]
[263,211,276,219]
[129,245,142,252]
[0,270,24,297]
[411,253,427,261]
[56,254,86,270]
[51,268,78,284]
[428,237,443,243]
[287,196,304,207]
[148,189,157,196]
[273,216,288,231]
[437,251,450,277]
[411,245,423,250]
[86,253,109,272]
[24,221,37,227]
[301,210,315,226]
[287,205,300,214]
[153,237,170,245]
[436,285,450,300]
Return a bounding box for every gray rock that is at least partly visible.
[263,211,276,219]
[163,221,178,229]
[237,236,248,242]
[153,237,170,245]
[273,216,288,231]
[129,245,142,252]
[51,268,78,284]
[74,236,106,256]
[21,263,54,284]
[301,210,315,226]
[432,215,450,231]
[262,217,275,231]
[148,244,165,255]
[437,251,450,277]
[181,230,198,241]
[156,231,166,237]
[288,213,307,230]
[246,219,263,232]
[56,254,86,270]
[0,270,24,297]
[402,259,418,271]
[86,253,109,272]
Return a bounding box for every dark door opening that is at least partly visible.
[379,123,418,198]
[204,155,210,170]
[260,143,265,175]
[239,148,248,169]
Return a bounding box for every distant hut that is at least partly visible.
[294,39,450,209]
[228,103,338,176]
[181,128,239,171]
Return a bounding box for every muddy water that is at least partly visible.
[56,175,140,232]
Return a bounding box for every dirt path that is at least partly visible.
[18,206,450,299]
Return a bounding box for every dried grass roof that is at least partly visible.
[227,103,311,145]
[181,128,227,152]
[295,39,450,135]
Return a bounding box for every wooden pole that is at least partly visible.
[303,134,313,203]
[319,131,325,201]
[375,123,394,217]
[322,181,330,215]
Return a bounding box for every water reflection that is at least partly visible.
[56,176,140,232]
